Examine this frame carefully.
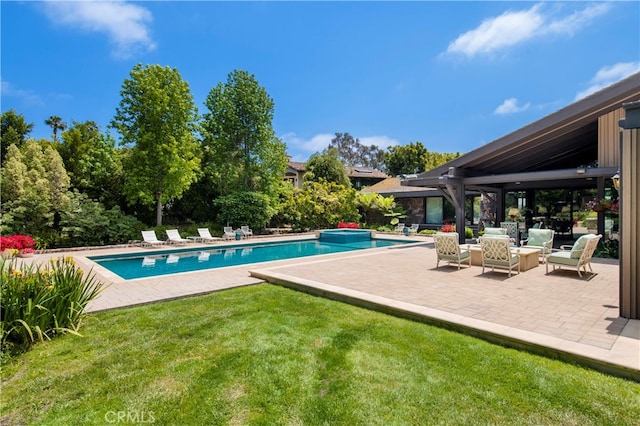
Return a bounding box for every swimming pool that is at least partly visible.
[89,235,411,280]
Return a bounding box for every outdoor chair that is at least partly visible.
[395,223,406,233]
[477,227,508,243]
[520,228,554,263]
[198,228,221,243]
[166,229,190,245]
[433,232,471,270]
[500,221,520,245]
[546,234,602,278]
[223,227,236,240]
[141,230,167,247]
[241,225,253,238]
[408,224,420,234]
[479,236,520,277]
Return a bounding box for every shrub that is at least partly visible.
[0,256,103,356]
[465,227,474,239]
[337,222,359,229]
[440,224,456,233]
[0,235,35,251]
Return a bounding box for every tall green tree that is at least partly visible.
[326,132,386,169]
[304,148,351,187]
[1,109,34,163]
[44,115,67,141]
[0,140,70,237]
[111,63,201,226]
[385,142,462,176]
[202,69,287,198]
[57,121,123,207]
[385,142,429,176]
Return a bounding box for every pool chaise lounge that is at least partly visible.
[141,230,167,247]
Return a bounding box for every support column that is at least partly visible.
[455,182,466,244]
[619,101,640,319]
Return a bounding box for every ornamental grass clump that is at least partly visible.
[0,256,103,357]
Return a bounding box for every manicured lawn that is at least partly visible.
[2,284,639,425]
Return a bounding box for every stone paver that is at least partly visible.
[22,234,640,380]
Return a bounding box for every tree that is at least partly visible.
[385,142,429,176]
[44,115,67,141]
[1,109,34,163]
[326,132,386,169]
[384,142,462,176]
[280,180,359,231]
[111,63,201,226]
[202,69,287,199]
[57,121,123,207]
[304,148,351,187]
[0,140,70,238]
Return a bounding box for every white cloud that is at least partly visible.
[494,98,530,115]
[445,2,611,58]
[42,0,156,59]
[280,132,400,162]
[358,136,400,150]
[575,62,640,101]
[1,80,44,106]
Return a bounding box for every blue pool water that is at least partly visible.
[90,236,410,280]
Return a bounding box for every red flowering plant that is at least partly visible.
[440,224,456,233]
[0,235,36,254]
[337,222,359,229]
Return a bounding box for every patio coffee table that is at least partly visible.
[468,245,541,271]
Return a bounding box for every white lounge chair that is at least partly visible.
[479,236,520,277]
[433,232,471,270]
[198,228,221,243]
[241,225,253,238]
[395,223,406,233]
[141,230,166,247]
[166,229,190,244]
[408,224,419,234]
[546,234,602,278]
[223,227,236,240]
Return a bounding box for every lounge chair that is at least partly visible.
[408,224,419,234]
[433,232,471,270]
[198,228,221,243]
[520,228,554,263]
[241,225,253,239]
[166,229,190,244]
[141,230,166,247]
[395,223,406,233]
[500,221,520,245]
[479,236,520,277]
[546,234,602,278]
[223,227,236,240]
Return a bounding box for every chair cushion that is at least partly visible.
[526,229,552,247]
[571,235,591,258]
[548,251,580,266]
[484,227,506,235]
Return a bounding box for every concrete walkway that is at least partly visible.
[26,234,639,381]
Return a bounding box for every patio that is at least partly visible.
[29,234,640,381]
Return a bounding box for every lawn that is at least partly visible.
[2,284,639,425]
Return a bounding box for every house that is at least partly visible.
[284,162,389,189]
[366,73,639,244]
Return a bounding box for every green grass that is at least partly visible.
[2,284,639,425]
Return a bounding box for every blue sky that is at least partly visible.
[2,1,639,162]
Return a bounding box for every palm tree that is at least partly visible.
[44,115,67,141]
